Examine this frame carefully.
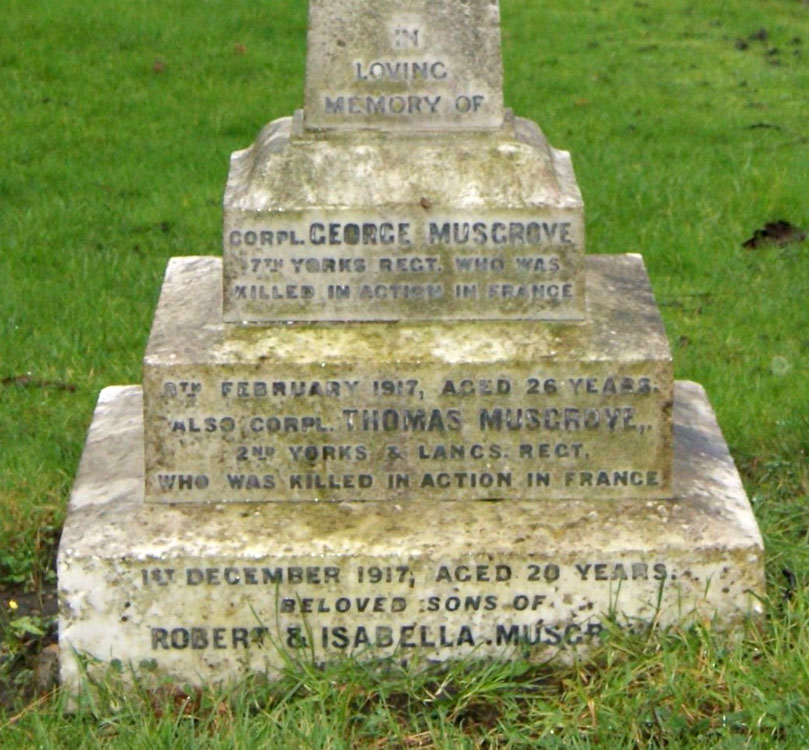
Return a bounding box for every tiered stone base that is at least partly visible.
[58,381,764,693]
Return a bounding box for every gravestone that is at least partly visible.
[58,0,764,694]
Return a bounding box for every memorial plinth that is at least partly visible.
[59,382,763,690]
[222,1,582,323]
[146,255,672,503]
[58,0,764,695]
[223,114,585,323]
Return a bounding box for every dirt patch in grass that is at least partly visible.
[0,582,59,711]
[0,584,57,621]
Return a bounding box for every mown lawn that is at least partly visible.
[2,0,808,746]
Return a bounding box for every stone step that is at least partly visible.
[222,115,585,322]
[58,381,763,693]
[143,254,673,504]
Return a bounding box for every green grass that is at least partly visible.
[2,0,809,745]
[3,612,809,747]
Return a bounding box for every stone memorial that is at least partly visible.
[58,0,764,694]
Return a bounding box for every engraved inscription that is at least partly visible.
[322,24,476,123]
[223,211,584,321]
[138,556,675,661]
[146,368,672,502]
[304,0,505,131]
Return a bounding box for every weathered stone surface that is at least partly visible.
[303,0,505,132]
[59,382,764,693]
[222,116,585,322]
[58,0,768,705]
[144,255,673,504]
